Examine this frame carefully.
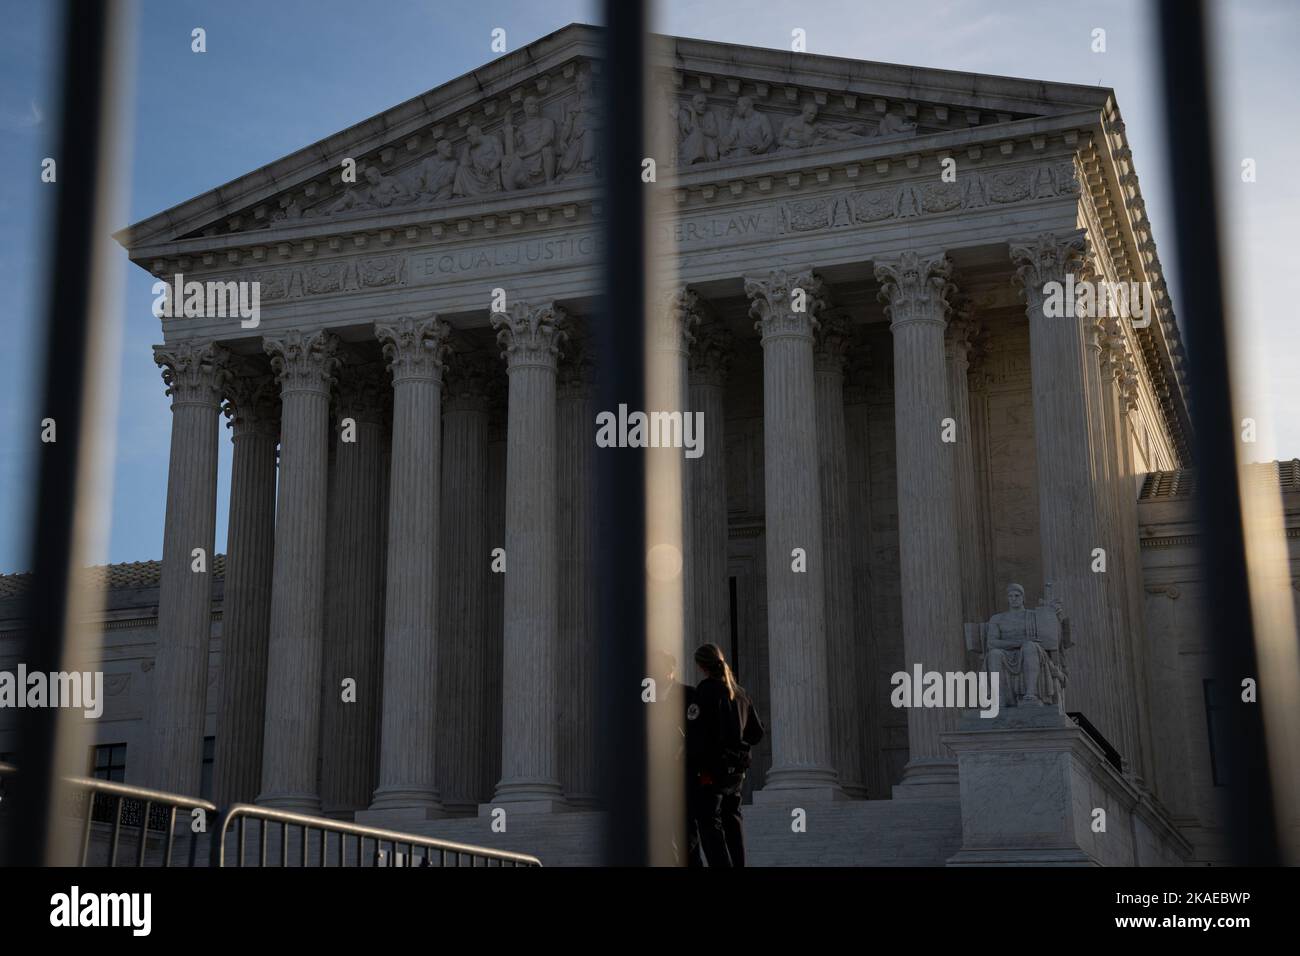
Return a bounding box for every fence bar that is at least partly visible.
[1154,0,1280,863]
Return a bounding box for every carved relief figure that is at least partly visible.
[453,125,504,197]
[721,95,773,158]
[502,96,556,190]
[778,102,864,150]
[872,112,918,138]
[327,165,411,215]
[557,70,599,180]
[677,93,720,165]
[965,583,1071,711]
[406,139,458,202]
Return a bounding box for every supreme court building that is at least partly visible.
[5,24,1298,865]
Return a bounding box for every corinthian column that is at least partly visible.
[814,311,867,798]
[557,337,598,807]
[1011,232,1119,746]
[257,329,338,811]
[687,312,732,654]
[875,250,964,796]
[362,314,451,822]
[148,341,229,796]
[212,363,278,807]
[437,350,493,811]
[946,302,987,625]
[745,270,842,800]
[320,359,388,816]
[489,301,568,811]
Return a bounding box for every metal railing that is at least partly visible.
[69,776,218,867]
[212,804,542,868]
[1,763,541,867]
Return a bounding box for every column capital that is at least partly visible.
[492,301,567,371]
[155,340,231,409]
[689,318,733,386]
[875,251,955,330]
[376,313,451,385]
[264,329,341,396]
[945,300,980,369]
[813,310,852,375]
[558,331,596,399]
[443,348,496,412]
[334,359,389,424]
[656,286,703,355]
[1009,230,1087,301]
[221,360,280,437]
[746,268,825,341]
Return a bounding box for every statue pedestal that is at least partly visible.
[941,708,1190,866]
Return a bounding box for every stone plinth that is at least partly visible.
[942,709,1191,866]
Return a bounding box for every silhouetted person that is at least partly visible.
[686,643,764,867]
[652,650,702,866]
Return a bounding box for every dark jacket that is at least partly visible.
[687,676,764,784]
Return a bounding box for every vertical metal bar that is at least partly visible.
[280,821,288,867]
[320,826,327,867]
[165,807,177,867]
[136,800,151,866]
[597,0,650,870]
[108,794,123,867]
[78,795,94,866]
[238,815,246,867]
[4,0,124,869]
[259,818,267,867]
[1154,0,1279,864]
[301,825,308,867]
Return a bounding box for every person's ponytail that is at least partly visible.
[694,643,738,701]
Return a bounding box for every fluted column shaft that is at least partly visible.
[1012,233,1120,745]
[746,271,841,797]
[814,315,866,798]
[320,363,387,816]
[438,355,493,810]
[257,330,338,810]
[491,302,567,808]
[946,309,987,624]
[365,315,450,819]
[149,342,229,795]
[212,370,278,806]
[688,316,732,653]
[876,251,965,789]
[557,349,598,807]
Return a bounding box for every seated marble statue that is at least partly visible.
[966,583,1070,711]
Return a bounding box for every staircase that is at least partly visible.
[402,797,963,866]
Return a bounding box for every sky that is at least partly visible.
[0,0,1296,571]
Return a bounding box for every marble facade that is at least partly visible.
[8,25,1270,864]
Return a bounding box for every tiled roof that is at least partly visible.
[0,555,225,600]
[1139,460,1300,500]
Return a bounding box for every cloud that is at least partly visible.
[0,99,42,130]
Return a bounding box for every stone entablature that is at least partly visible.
[118,21,1191,458]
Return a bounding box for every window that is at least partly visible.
[90,742,127,783]
[200,736,215,801]
[1203,679,1230,787]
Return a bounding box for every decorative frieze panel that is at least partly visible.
[780,160,1079,235]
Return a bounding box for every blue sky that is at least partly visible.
[0,0,1296,570]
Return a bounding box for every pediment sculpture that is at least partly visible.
[964,583,1072,712]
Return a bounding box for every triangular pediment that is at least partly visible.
[117,25,1113,254]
